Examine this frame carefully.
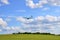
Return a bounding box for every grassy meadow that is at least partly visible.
[0,34,60,40]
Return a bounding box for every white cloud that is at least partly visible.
[1,0,10,4]
[0,18,7,27]
[16,15,58,24]
[16,16,34,23]
[35,16,44,21]
[16,15,60,34]
[0,29,2,32]
[26,0,45,8]
[26,0,60,8]
[26,0,36,8]
[16,16,26,23]
[0,0,10,6]
[5,17,12,22]
[1,15,60,34]
[11,27,20,31]
[4,27,11,30]
[48,0,60,6]
[45,15,57,22]
[4,26,26,33]
[57,16,60,21]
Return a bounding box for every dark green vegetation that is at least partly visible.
[0,34,60,40]
[12,32,55,35]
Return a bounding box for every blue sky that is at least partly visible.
[0,0,60,35]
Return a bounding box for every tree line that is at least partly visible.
[12,32,55,35]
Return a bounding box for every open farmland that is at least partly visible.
[0,34,60,40]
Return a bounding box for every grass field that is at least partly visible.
[0,34,60,40]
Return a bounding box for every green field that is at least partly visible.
[0,34,60,40]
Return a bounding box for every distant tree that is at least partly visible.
[40,33,51,35]
[32,32,40,34]
[12,32,54,35]
[23,32,31,34]
[13,33,16,34]
[18,32,21,34]
[36,32,40,34]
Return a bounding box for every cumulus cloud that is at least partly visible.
[26,0,60,8]
[48,0,60,6]
[0,18,7,27]
[35,16,44,21]
[26,0,36,8]
[16,16,34,23]
[4,26,26,33]
[0,0,10,6]
[1,15,60,34]
[1,0,10,4]
[16,15,60,34]
[45,15,57,22]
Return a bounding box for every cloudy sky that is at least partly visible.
[0,0,60,34]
